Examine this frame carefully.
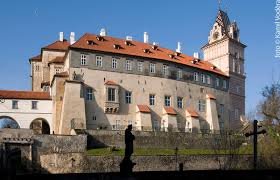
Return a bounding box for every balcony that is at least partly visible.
[104,101,120,113]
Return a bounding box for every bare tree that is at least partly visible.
[260,83,280,124]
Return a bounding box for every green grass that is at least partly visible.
[87,147,253,156]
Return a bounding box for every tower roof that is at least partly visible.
[215,10,230,35]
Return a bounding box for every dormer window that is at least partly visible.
[211,65,217,70]
[169,54,175,59]
[113,44,121,49]
[175,52,181,56]
[125,40,133,46]
[152,45,158,50]
[143,49,151,53]
[87,40,95,45]
[96,35,105,41]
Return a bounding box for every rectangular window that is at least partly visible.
[125,91,132,104]
[80,54,87,65]
[219,104,224,115]
[55,68,61,74]
[93,116,97,121]
[150,63,156,73]
[31,101,38,109]
[115,120,120,130]
[12,100,18,109]
[235,109,239,120]
[96,56,103,67]
[43,86,49,92]
[164,96,171,107]
[201,74,206,83]
[108,88,116,102]
[149,94,155,106]
[223,80,227,89]
[216,78,220,87]
[112,58,118,69]
[206,75,211,84]
[125,60,132,71]
[162,65,168,76]
[198,100,206,112]
[177,97,183,109]
[35,65,40,71]
[137,62,143,72]
[194,72,199,81]
[86,88,93,100]
[177,69,182,79]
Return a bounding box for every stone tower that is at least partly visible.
[202,9,246,129]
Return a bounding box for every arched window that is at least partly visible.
[0,116,20,129]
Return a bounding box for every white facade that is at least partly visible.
[0,99,53,132]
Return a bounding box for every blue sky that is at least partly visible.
[0,0,276,114]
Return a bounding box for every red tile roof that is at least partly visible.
[43,40,70,51]
[70,33,227,77]
[29,54,42,63]
[0,90,51,100]
[48,56,65,65]
[137,105,151,113]
[206,93,216,100]
[104,80,118,86]
[163,107,177,115]
[186,108,199,118]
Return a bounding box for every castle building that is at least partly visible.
[0,10,246,135]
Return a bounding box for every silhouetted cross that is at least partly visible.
[245,120,266,169]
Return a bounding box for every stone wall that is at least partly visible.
[86,130,244,149]
[39,154,252,173]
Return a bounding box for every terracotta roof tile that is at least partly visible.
[206,93,216,100]
[70,33,227,77]
[163,107,177,115]
[104,80,118,86]
[186,108,199,118]
[48,56,65,65]
[137,105,151,113]
[29,54,42,63]
[0,90,51,100]
[43,40,70,51]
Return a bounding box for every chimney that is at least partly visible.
[100,28,107,36]
[59,32,64,42]
[70,32,75,45]
[126,36,133,41]
[176,42,182,53]
[144,32,149,43]
[194,52,200,59]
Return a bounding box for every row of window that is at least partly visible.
[87,88,214,112]
[11,100,38,110]
[80,54,226,88]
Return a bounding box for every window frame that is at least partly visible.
[216,78,220,87]
[12,100,18,109]
[125,91,132,104]
[149,94,155,106]
[206,75,211,84]
[107,88,116,102]
[201,74,206,83]
[177,69,182,79]
[31,101,38,110]
[137,61,143,72]
[164,96,171,107]
[86,88,93,100]
[162,65,169,76]
[194,72,199,81]
[80,54,87,66]
[198,100,206,112]
[112,58,118,69]
[96,56,103,67]
[177,97,183,109]
[125,60,132,71]
[150,63,156,74]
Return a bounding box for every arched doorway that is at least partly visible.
[0,116,20,129]
[30,118,50,134]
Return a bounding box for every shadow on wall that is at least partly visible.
[84,84,111,130]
